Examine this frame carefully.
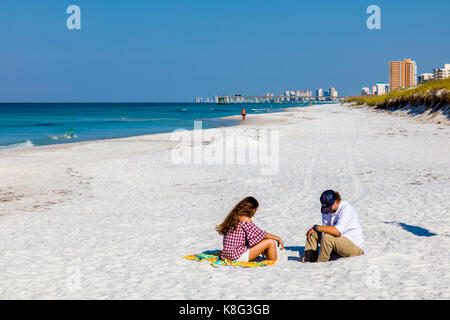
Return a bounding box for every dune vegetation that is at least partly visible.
[344,78,450,118]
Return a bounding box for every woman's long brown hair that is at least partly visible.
[216,197,259,235]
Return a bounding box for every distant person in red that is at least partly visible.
[241,108,246,120]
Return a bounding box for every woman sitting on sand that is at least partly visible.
[216,196,284,262]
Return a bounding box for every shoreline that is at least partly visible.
[3,101,447,158]
[0,104,305,153]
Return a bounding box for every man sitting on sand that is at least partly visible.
[301,190,365,263]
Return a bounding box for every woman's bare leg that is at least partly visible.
[249,239,277,261]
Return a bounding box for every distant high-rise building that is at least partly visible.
[419,73,434,84]
[361,87,370,96]
[329,87,338,97]
[375,83,389,96]
[371,85,377,95]
[316,88,323,97]
[389,58,417,91]
[404,59,417,87]
[290,90,311,97]
[389,61,403,91]
[433,64,450,80]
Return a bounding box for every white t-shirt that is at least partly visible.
[322,201,365,251]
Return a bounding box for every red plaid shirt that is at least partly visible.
[221,221,267,261]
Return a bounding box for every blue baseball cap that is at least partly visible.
[320,190,337,214]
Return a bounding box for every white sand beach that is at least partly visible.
[0,103,449,299]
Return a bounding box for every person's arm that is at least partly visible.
[307,224,341,238]
[264,233,285,250]
[243,221,268,247]
[317,225,341,237]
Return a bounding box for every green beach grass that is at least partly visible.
[344,78,450,113]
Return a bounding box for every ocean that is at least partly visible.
[0,102,308,150]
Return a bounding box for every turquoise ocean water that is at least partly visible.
[0,102,308,150]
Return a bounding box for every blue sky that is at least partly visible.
[0,0,449,102]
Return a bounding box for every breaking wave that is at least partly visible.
[0,140,34,151]
[48,130,78,140]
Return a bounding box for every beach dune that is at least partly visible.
[0,104,449,299]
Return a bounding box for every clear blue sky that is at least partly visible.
[0,0,449,102]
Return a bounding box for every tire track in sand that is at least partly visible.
[299,118,334,199]
[345,113,369,206]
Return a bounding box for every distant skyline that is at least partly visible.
[0,0,449,102]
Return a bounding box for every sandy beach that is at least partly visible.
[1,103,449,299]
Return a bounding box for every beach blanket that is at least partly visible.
[183,250,277,268]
